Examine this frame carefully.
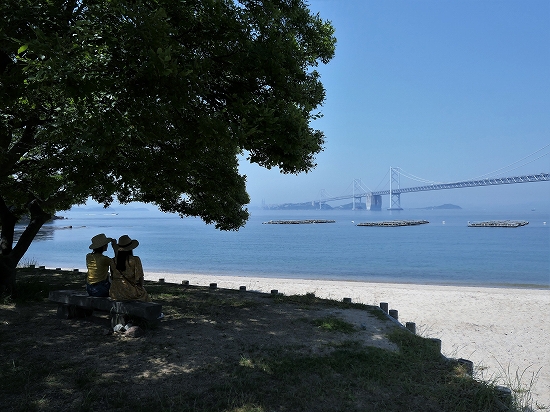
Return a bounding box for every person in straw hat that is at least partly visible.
[86,233,116,297]
[108,235,150,302]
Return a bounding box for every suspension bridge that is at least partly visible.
[316,168,550,210]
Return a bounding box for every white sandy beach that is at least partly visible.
[146,272,550,406]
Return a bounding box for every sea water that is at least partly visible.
[19,208,550,288]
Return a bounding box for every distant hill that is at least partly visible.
[263,202,333,210]
[333,202,366,210]
[70,206,151,212]
[264,202,462,211]
[263,201,367,210]
[415,204,462,210]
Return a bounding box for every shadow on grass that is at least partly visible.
[0,270,524,412]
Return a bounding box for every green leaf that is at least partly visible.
[17,44,28,54]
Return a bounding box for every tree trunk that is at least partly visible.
[0,198,51,297]
[0,254,17,297]
[0,197,18,296]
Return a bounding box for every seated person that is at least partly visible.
[109,235,150,302]
[86,233,115,297]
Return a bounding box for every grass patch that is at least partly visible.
[0,268,542,412]
[97,336,515,412]
[313,316,356,333]
[272,291,371,310]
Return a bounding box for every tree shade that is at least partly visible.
[0,0,335,294]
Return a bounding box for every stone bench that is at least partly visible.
[48,290,162,327]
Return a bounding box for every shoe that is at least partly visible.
[113,324,125,332]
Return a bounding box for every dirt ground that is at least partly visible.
[0,284,401,411]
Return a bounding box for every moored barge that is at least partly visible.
[263,219,336,224]
[467,220,529,228]
[356,220,429,227]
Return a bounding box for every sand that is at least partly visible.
[146,272,550,407]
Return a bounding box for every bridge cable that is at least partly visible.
[484,152,549,177]
[355,179,372,193]
[374,169,390,191]
[469,143,550,180]
[398,168,444,184]
[320,189,335,199]
[339,181,353,197]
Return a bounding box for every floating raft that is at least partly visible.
[356,220,429,227]
[262,219,336,224]
[468,220,529,228]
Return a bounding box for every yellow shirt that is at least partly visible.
[109,256,149,302]
[86,253,112,284]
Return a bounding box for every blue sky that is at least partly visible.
[239,0,550,210]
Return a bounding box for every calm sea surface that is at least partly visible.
[19,208,550,288]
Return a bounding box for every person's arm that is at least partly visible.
[108,256,117,278]
[134,256,145,286]
[111,239,119,255]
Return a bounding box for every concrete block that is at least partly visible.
[49,290,162,322]
[427,338,442,354]
[111,301,162,321]
[457,358,473,376]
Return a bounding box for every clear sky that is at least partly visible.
[239,0,550,210]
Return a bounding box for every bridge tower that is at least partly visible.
[318,189,329,210]
[388,167,403,210]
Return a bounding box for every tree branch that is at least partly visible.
[0,118,42,177]
[11,198,51,262]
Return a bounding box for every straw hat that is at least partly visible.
[89,233,114,249]
[116,235,139,251]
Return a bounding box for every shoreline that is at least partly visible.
[45,264,550,290]
[56,265,550,290]
[145,272,550,406]
[144,270,550,290]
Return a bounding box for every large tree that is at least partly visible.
[0,0,335,294]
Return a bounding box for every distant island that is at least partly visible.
[263,202,461,211]
[262,201,369,210]
[413,204,462,210]
[70,206,152,213]
[263,202,333,210]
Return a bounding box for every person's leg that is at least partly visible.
[86,279,110,297]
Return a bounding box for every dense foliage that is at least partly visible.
[0,0,335,293]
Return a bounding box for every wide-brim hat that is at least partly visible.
[89,233,114,249]
[117,235,139,251]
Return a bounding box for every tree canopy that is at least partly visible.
[0,0,335,293]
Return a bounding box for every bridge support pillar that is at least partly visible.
[366,194,382,211]
[388,193,403,210]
